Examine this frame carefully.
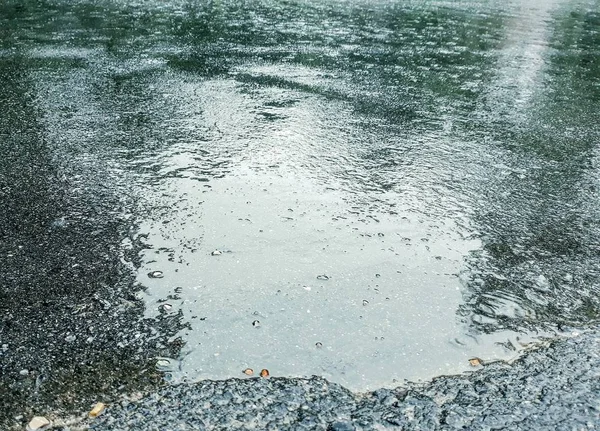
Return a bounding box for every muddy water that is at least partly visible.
[3,0,599,392]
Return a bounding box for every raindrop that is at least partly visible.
[317,275,330,280]
[148,271,164,279]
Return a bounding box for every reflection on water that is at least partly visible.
[4,0,599,390]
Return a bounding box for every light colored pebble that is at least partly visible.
[27,416,51,431]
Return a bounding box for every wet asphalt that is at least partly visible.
[1,0,600,429]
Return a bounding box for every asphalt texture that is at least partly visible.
[40,328,599,430]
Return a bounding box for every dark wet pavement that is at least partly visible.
[1,0,599,428]
[91,328,600,430]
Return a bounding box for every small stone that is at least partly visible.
[27,416,51,431]
[316,342,323,348]
[155,358,172,371]
[211,250,222,256]
[535,274,550,292]
[260,369,270,378]
[468,357,483,367]
[252,320,261,327]
[89,402,106,418]
[329,421,355,431]
[316,274,330,280]
[19,369,29,376]
[148,271,164,279]
[362,300,369,306]
[162,303,173,311]
[243,368,254,376]
[65,335,76,342]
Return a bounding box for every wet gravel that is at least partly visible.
[78,329,599,430]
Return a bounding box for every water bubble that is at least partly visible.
[211,250,222,256]
[148,271,164,279]
[317,274,330,280]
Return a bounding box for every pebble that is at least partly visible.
[19,369,29,376]
[211,250,222,256]
[148,271,164,279]
[89,402,106,418]
[469,357,483,367]
[65,335,76,342]
[260,369,270,378]
[27,416,51,431]
[243,368,254,376]
[252,320,261,327]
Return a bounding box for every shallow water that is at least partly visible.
[2,0,599,391]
